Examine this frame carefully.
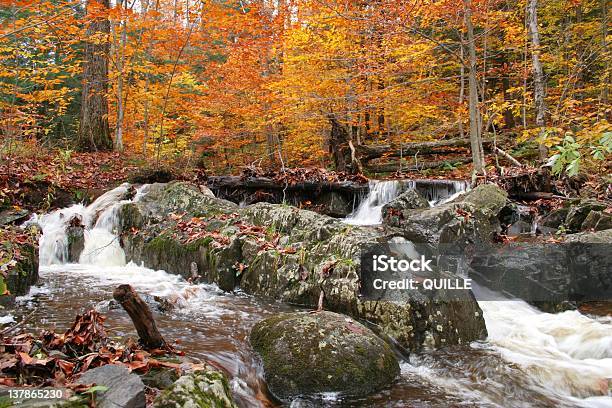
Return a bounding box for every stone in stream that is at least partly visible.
[250,311,400,400]
[381,188,430,225]
[564,199,607,232]
[117,181,487,351]
[0,228,39,307]
[76,364,146,408]
[152,368,237,408]
[382,184,507,251]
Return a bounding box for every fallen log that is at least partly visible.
[356,137,511,162]
[366,157,472,173]
[509,191,570,201]
[113,284,166,349]
[356,139,471,161]
[207,176,369,194]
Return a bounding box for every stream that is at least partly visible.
[5,182,612,407]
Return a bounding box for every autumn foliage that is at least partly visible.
[0,0,610,174]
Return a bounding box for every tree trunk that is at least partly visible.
[464,0,486,176]
[527,0,548,162]
[114,0,128,151]
[328,116,361,174]
[78,0,113,152]
[113,284,166,349]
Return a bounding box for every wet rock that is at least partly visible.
[0,208,30,226]
[141,368,179,390]
[564,199,607,232]
[128,167,174,184]
[77,364,145,408]
[383,184,508,250]
[382,189,429,225]
[1,236,38,306]
[66,225,84,263]
[250,311,399,399]
[313,191,353,217]
[152,368,237,408]
[580,210,612,231]
[118,181,487,351]
[540,207,569,230]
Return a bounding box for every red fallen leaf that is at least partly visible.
[320,260,337,278]
[18,351,33,365]
[0,377,16,386]
[125,360,149,372]
[56,359,75,375]
[0,356,18,370]
[281,246,296,254]
[344,320,366,335]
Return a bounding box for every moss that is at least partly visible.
[250,312,399,399]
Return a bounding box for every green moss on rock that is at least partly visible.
[152,369,237,408]
[250,311,400,400]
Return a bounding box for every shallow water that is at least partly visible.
[6,183,612,407]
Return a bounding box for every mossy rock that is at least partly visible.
[459,183,508,215]
[152,369,237,408]
[250,311,400,400]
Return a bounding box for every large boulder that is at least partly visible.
[250,311,399,399]
[580,210,612,231]
[382,189,429,225]
[471,229,612,311]
[383,184,508,252]
[152,368,237,408]
[76,365,145,408]
[117,181,487,352]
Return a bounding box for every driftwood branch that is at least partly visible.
[113,284,166,349]
[494,147,522,167]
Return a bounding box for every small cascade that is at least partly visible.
[345,179,469,225]
[32,183,139,266]
[345,180,406,225]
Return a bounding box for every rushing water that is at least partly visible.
[345,179,469,225]
[5,184,612,407]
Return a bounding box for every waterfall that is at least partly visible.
[32,183,140,266]
[345,180,406,225]
[345,179,469,225]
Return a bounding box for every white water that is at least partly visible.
[23,183,612,406]
[344,179,469,225]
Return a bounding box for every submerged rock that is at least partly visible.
[117,181,487,351]
[77,364,145,408]
[152,368,237,408]
[250,311,399,399]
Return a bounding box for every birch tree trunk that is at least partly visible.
[78,0,113,152]
[527,0,548,162]
[464,0,485,176]
[114,0,127,151]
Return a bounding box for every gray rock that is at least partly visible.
[382,189,429,225]
[66,225,84,263]
[313,192,352,217]
[580,210,612,231]
[250,311,399,399]
[565,199,607,232]
[540,207,569,229]
[152,368,237,408]
[0,209,30,226]
[77,365,145,408]
[383,184,507,250]
[116,181,487,352]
